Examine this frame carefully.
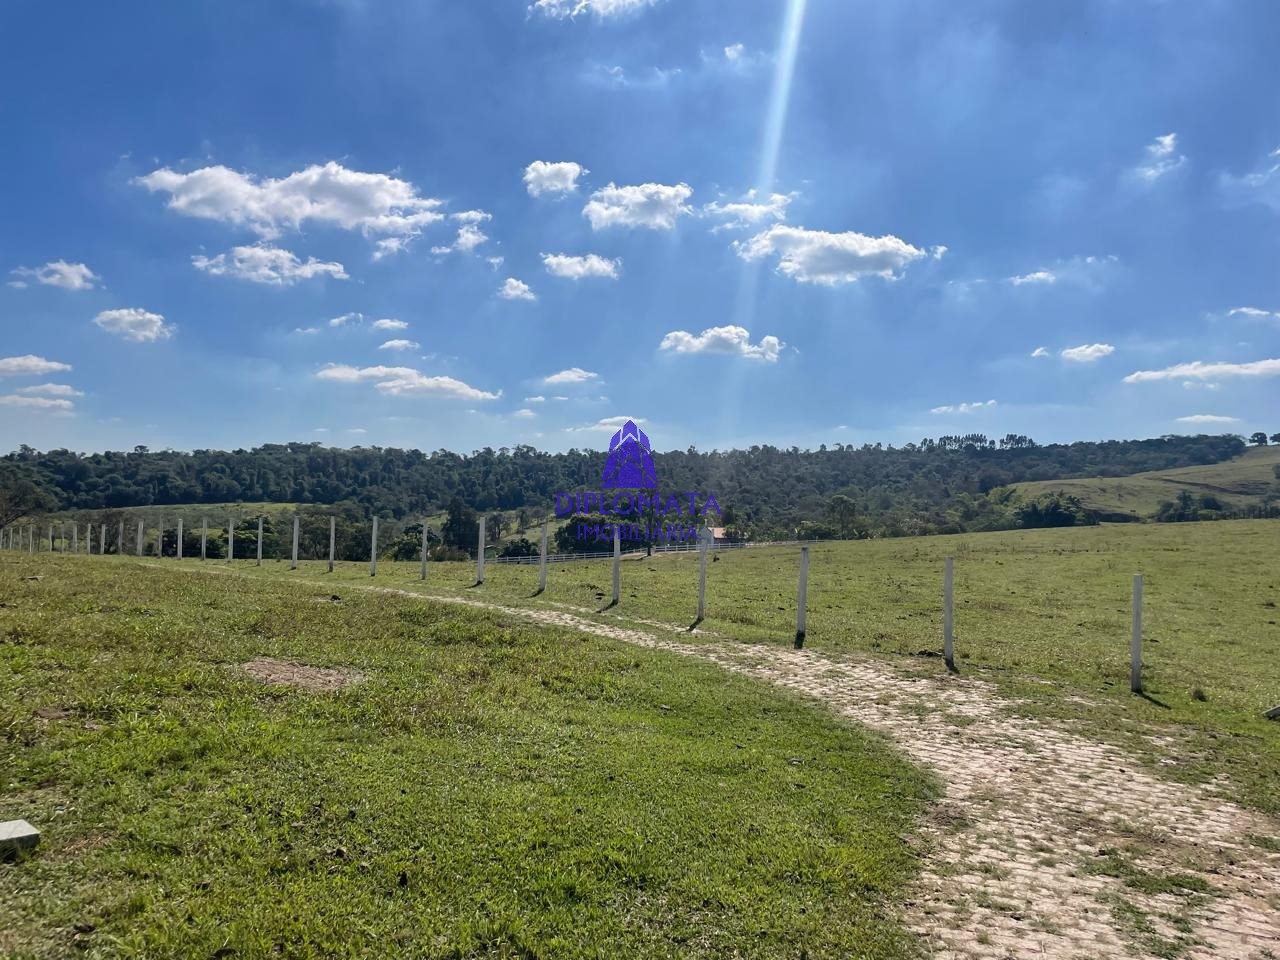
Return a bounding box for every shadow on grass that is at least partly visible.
[688,616,703,632]
[1137,690,1172,710]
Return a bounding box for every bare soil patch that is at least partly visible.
[242,657,362,692]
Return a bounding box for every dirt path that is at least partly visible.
[402,590,1280,959]
[164,565,1280,957]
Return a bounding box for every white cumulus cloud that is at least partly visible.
[498,278,537,301]
[192,244,347,285]
[1176,414,1239,424]
[567,415,648,433]
[0,355,72,377]
[1124,358,1280,383]
[1134,133,1186,182]
[1060,343,1115,363]
[931,400,997,414]
[531,0,659,19]
[315,364,499,401]
[134,161,446,239]
[0,395,74,411]
[93,308,175,343]
[542,253,620,279]
[1031,346,1050,358]
[17,383,82,397]
[544,367,599,384]
[1009,270,1057,286]
[659,325,783,362]
[735,224,930,285]
[583,181,693,230]
[703,190,794,232]
[372,318,409,331]
[523,161,587,197]
[10,260,100,291]
[378,339,420,351]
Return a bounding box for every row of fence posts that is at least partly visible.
[0,520,1151,692]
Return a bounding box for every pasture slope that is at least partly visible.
[3,519,1280,959]
[1011,443,1280,519]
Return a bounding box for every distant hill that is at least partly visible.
[1010,445,1280,520]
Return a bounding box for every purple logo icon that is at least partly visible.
[602,419,657,489]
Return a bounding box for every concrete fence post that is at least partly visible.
[48,525,54,552]
[200,518,207,560]
[117,520,124,556]
[370,516,379,577]
[420,519,428,581]
[72,523,78,553]
[944,556,955,670]
[611,524,621,605]
[87,523,94,556]
[795,545,810,649]
[538,521,548,593]
[475,516,485,585]
[256,517,263,566]
[100,523,107,556]
[328,516,335,573]
[697,526,709,621]
[155,520,162,558]
[1131,574,1144,694]
[176,519,183,560]
[227,518,234,562]
[29,525,34,555]
[291,517,299,571]
[136,520,144,556]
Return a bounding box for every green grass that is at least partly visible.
[205,519,1280,818]
[0,555,935,959]
[1011,445,1280,518]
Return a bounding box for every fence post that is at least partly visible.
[697,526,709,621]
[475,516,485,584]
[48,525,53,552]
[944,556,955,670]
[200,518,207,560]
[72,523,78,553]
[155,519,162,558]
[100,523,107,556]
[538,521,548,593]
[291,517,299,571]
[117,520,124,556]
[176,519,183,560]
[1131,574,1143,693]
[88,523,94,555]
[795,545,810,649]
[611,524,621,605]
[256,517,263,567]
[136,519,144,556]
[328,516,335,573]
[420,519,428,581]
[370,516,379,577]
[29,525,34,555]
[227,518,234,562]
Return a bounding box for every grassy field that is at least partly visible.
[193,519,1280,819]
[1012,444,1280,518]
[0,554,935,959]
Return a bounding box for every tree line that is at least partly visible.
[1,432,1263,542]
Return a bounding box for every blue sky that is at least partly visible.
[2,0,1278,456]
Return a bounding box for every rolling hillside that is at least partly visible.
[1011,444,1280,520]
